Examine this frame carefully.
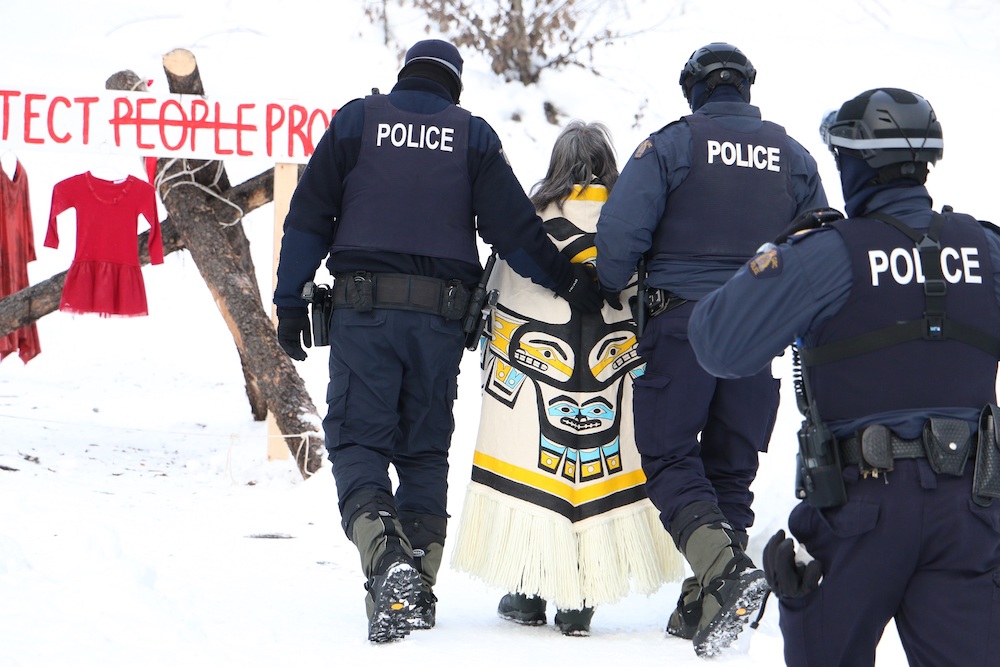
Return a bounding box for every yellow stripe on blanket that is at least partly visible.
[472,450,647,505]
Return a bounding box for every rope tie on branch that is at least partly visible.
[154,157,246,225]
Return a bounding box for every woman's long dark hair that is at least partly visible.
[529,120,619,212]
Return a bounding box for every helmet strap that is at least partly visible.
[702,69,750,103]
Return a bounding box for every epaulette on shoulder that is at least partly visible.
[632,119,686,159]
[979,219,1000,237]
[938,203,1000,236]
[785,226,834,245]
[652,118,686,136]
[774,207,844,245]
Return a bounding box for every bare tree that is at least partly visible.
[365,0,645,85]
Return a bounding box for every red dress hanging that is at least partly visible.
[44,172,163,317]
[0,158,41,362]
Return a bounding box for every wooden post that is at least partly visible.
[267,162,300,461]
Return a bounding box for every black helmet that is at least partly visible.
[820,88,943,168]
[678,42,756,104]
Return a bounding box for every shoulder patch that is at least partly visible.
[498,147,511,166]
[632,139,653,159]
[748,246,782,278]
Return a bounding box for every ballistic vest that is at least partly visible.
[333,95,478,264]
[651,113,796,260]
[807,213,1000,421]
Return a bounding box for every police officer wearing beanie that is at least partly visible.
[688,88,1000,666]
[594,42,828,657]
[272,38,605,644]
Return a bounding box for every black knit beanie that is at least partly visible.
[398,61,462,103]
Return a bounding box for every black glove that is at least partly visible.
[763,529,823,599]
[276,307,312,361]
[600,283,623,311]
[556,263,604,313]
[773,207,845,245]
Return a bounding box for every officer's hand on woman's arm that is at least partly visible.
[556,263,605,313]
[276,307,312,361]
[581,263,623,311]
[599,284,623,310]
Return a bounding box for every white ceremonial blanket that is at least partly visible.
[451,185,685,610]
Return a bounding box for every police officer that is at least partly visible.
[594,42,828,657]
[688,88,1000,666]
[272,39,604,644]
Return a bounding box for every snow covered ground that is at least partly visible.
[3,1,998,665]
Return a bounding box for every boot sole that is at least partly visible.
[498,610,547,626]
[367,562,420,643]
[693,573,769,658]
[408,589,437,629]
[555,609,594,636]
[408,609,435,630]
[408,616,435,630]
[557,624,591,637]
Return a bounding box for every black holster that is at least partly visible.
[302,281,334,347]
[974,405,1000,506]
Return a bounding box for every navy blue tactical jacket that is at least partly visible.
[273,76,572,311]
[689,184,1000,439]
[595,94,827,300]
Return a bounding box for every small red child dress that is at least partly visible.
[44,172,163,317]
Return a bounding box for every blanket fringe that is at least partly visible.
[450,482,686,610]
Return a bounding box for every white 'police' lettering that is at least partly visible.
[375,123,454,152]
[706,140,780,172]
[868,247,982,286]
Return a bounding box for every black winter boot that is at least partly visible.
[665,575,700,640]
[671,502,769,658]
[554,606,595,637]
[343,490,421,643]
[693,550,768,657]
[364,551,421,643]
[399,511,447,630]
[667,531,749,641]
[498,593,547,626]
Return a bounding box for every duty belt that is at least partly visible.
[839,421,977,479]
[332,272,470,320]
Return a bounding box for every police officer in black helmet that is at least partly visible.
[594,42,828,657]
[688,88,1000,666]
[272,38,605,644]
